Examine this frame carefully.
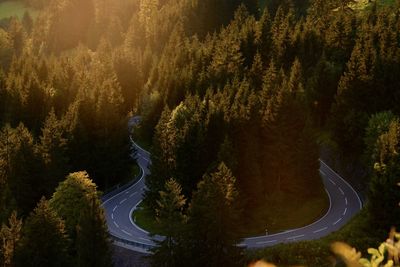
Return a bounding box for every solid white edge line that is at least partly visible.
[319,159,363,209]
[129,199,150,234]
[256,240,277,245]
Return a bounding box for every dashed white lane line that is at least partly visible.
[111,213,114,220]
[320,170,326,176]
[113,205,118,212]
[130,192,137,198]
[120,198,127,204]
[313,227,328,233]
[113,221,119,228]
[287,234,304,240]
[125,191,130,194]
[329,178,336,185]
[139,237,151,242]
[343,208,347,216]
[256,240,277,245]
[333,218,342,225]
[345,197,348,205]
[122,230,132,236]
[339,187,344,195]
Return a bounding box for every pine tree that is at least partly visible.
[151,178,186,267]
[38,109,70,197]
[76,198,112,267]
[186,163,243,267]
[368,119,400,233]
[0,211,22,267]
[49,172,111,265]
[14,198,70,267]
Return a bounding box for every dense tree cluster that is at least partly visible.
[0,0,400,265]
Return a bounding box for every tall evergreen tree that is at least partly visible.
[14,198,70,267]
[0,211,21,267]
[49,171,112,266]
[151,178,186,267]
[186,163,243,267]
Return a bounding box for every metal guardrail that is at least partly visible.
[109,233,155,251]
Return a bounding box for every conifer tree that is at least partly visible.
[0,211,22,267]
[151,178,186,267]
[15,198,70,267]
[49,171,112,266]
[186,163,243,267]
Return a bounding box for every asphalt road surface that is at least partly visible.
[102,117,363,252]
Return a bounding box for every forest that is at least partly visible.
[0,0,400,266]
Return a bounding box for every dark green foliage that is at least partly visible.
[49,172,112,266]
[368,119,400,232]
[0,124,43,215]
[185,163,243,267]
[151,178,186,267]
[75,198,112,267]
[0,211,22,267]
[15,198,70,267]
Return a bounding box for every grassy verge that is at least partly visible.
[132,202,164,235]
[0,1,38,20]
[240,188,329,237]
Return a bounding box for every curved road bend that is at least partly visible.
[102,117,363,252]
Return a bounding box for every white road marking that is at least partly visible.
[120,198,127,204]
[141,156,150,162]
[139,237,151,242]
[333,218,342,225]
[113,221,119,228]
[329,178,336,185]
[256,240,277,245]
[319,160,363,209]
[287,234,304,240]
[113,205,118,212]
[343,208,347,216]
[111,213,114,220]
[122,230,132,236]
[125,191,130,194]
[313,227,328,233]
[319,170,326,176]
[339,187,344,195]
[129,200,150,234]
[130,192,137,198]
[345,197,348,205]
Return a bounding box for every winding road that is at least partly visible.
[102,117,363,253]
